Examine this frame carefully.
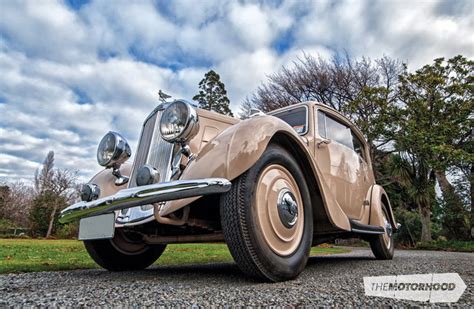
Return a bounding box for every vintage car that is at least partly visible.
[60,99,399,282]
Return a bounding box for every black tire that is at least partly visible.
[84,229,166,271]
[369,204,394,260]
[220,144,313,282]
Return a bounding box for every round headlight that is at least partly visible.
[97,132,131,167]
[159,100,199,143]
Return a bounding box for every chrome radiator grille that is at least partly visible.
[116,107,174,225]
[129,109,174,188]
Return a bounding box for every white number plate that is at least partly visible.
[79,213,115,240]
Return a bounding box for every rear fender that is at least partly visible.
[160,116,351,231]
[369,185,398,231]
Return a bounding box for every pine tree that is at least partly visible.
[193,70,234,117]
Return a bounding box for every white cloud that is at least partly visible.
[80,0,178,59]
[294,0,474,68]
[229,3,274,49]
[0,0,92,61]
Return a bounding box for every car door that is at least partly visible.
[348,130,372,220]
[315,109,369,220]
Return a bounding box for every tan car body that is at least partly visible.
[90,101,397,239]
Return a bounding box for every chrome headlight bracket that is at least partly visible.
[112,167,129,186]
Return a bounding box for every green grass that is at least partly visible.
[414,240,474,252]
[0,239,350,274]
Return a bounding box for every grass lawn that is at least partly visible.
[0,239,350,274]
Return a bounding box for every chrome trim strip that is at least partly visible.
[143,103,168,123]
[59,178,231,224]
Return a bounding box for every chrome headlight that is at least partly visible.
[159,100,199,143]
[97,132,131,168]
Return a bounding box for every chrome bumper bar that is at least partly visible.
[59,178,231,224]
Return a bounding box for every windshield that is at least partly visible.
[271,107,307,135]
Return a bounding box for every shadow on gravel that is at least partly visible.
[72,252,373,283]
[307,255,374,266]
[74,262,250,283]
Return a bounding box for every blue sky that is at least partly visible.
[0,0,473,183]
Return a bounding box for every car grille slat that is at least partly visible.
[147,119,174,182]
[129,109,174,187]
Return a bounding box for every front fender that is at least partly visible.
[87,163,131,199]
[160,116,351,231]
[369,185,398,231]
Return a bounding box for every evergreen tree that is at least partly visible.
[193,70,234,117]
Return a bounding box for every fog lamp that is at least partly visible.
[80,183,100,202]
[136,165,160,186]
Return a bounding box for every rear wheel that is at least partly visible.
[220,144,313,282]
[369,204,394,259]
[84,229,166,271]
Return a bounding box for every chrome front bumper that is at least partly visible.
[59,178,231,224]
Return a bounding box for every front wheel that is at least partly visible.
[369,204,394,260]
[220,144,313,282]
[84,229,166,271]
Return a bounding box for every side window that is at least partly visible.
[318,111,353,149]
[352,132,366,161]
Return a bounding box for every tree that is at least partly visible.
[396,55,473,241]
[0,182,34,228]
[193,70,234,116]
[0,186,9,212]
[388,154,436,242]
[30,191,66,237]
[32,151,78,237]
[34,151,54,193]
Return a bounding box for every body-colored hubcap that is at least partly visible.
[255,164,304,256]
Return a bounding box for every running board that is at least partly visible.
[350,219,385,235]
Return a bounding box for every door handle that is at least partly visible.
[317,139,331,148]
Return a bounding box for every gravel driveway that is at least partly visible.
[0,247,472,307]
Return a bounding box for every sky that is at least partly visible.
[0,0,473,184]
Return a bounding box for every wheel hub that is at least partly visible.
[277,189,298,228]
